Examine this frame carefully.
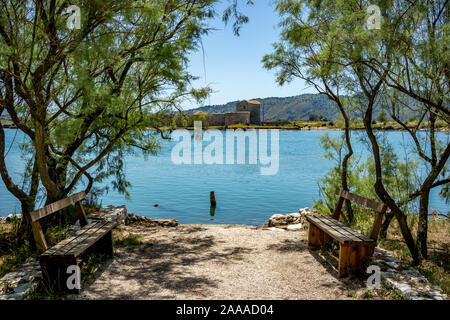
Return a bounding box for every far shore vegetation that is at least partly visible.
[177,118,449,131]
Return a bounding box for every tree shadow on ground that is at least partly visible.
[266,238,308,252]
[308,243,369,290]
[82,232,253,299]
[266,237,364,293]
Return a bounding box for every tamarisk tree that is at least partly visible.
[0,0,226,239]
[264,0,449,263]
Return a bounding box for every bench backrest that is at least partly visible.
[332,189,387,242]
[29,191,88,253]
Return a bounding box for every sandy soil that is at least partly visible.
[80,224,358,300]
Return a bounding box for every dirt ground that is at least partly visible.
[79,224,367,300]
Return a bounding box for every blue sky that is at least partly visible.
[185,0,314,109]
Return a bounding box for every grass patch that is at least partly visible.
[378,217,449,295]
[346,290,356,298]
[375,280,403,300]
[0,219,72,280]
[26,253,110,300]
[323,210,448,297]
[0,220,33,279]
[80,254,109,283]
[45,225,70,247]
[0,240,32,277]
[26,275,69,300]
[0,120,13,126]
[361,289,374,299]
[113,233,143,247]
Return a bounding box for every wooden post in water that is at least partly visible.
[210,191,216,207]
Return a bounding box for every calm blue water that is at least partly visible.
[0,129,448,225]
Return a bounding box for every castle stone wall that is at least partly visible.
[206,113,226,126]
[236,100,261,125]
[225,111,250,126]
[199,100,261,126]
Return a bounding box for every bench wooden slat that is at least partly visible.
[306,215,355,244]
[30,191,86,222]
[42,221,103,256]
[45,220,116,257]
[306,214,375,246]
[335,189,386,212]
[319,214,369,241]
[312,215,362,242]
[64,220,118,258]
[318,215,373,243]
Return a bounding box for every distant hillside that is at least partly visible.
[0,114,11,121]
[0,113,12,125]
[187,94,341,121]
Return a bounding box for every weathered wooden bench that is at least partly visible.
[29,191,119,293]
[305,189,387,278]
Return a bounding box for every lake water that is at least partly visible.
[0,129,448,225]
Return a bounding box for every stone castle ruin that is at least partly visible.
[202,100,261,126]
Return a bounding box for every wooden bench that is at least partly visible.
[29,191,119,293]
[305,189,387,278]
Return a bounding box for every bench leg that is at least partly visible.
[90,230,114,257]
[308,223,333,250]
[338,245,351,278]
[338,244,375,278]
[40,256,81,294]
[360,244,376,268]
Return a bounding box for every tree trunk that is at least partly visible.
[18,201,35,249]
[395,207,420,264]
[359,84,420,264]
[331,93,354,224]
[379,211,394,239]
[18,158,40,249]
[417,189,430,259]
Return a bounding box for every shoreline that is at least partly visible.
[4,125,448,133]
[185,126,449,132]
[151,125,449,132]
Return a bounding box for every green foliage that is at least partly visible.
[9,216,23,236]
[222,0,254,36]
[379,281,403,300]
[0,240,31,278]
[113,234,143,247]
[346,290,356,298]
[0,0,222,208]
[264,1,448,263]
[83,188,103,210]
[378,217,450,295]
[48,206,79,230]
[80,254,110,282]
[361,289,374,300]
[124,216,132,226]
[377,111,389,124]
[26,277,68,300]
[45,225,70,247]
[314,133,420,229]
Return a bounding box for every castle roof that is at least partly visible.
[245,100,261,105]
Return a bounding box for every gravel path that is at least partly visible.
[80,225,353,300]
